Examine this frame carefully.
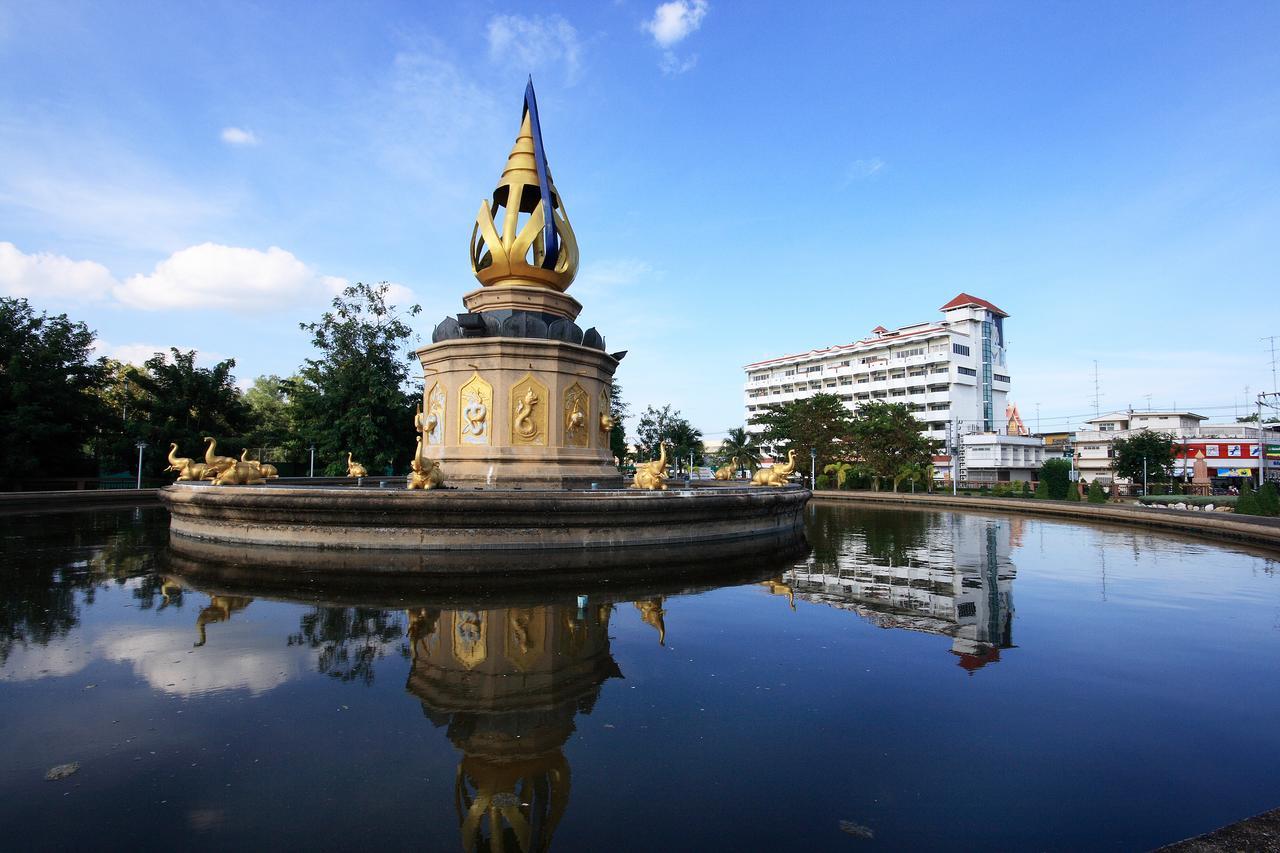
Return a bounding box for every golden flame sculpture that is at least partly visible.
[470,82,579,293]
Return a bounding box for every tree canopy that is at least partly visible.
[121,348,256,475]
[749,393,852,478]
[0,297,106,480]
[718,427,761,473]
[635,404,703,472]
[1111,429,1175,483]
[287,282,422,475]
[846,401,936,489]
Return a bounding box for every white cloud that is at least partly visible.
[487,14,582,81]
[113,243,341,311]
[0,640,94,682]
[93,341,167,366]
[644,0,708,47]
[98,627,301,697]
[0,241,116,301]
[219,126,259,146]
[845,157,886,183]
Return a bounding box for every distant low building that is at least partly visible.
[958,433,1046,483]
[1074,411,1280,485]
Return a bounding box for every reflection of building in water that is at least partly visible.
[406,601,621,852]
[784,515,1016,673]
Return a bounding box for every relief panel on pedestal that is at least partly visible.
[504,608,545,671]
[510,373,549,446]
[563,382,590,448]
[422,381,446,446]
[452,610,487,669]
[458,372,493,446]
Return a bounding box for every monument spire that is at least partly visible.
[470,78,578,293]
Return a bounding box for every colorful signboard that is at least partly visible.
[1216,468,1252,477]
[1268,444,1280,459]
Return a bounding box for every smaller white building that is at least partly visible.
[958,433,1045,483]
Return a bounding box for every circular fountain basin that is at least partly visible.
[160,483,809,574]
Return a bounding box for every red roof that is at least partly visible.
[871,325,888,334]
[939,292,1008,318]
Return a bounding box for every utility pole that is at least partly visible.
[1035,402,1040,434]
[1089,361,1103,418]
[1264,336,1278,394]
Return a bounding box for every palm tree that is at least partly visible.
[824,461,854,489]
[719,427,761,475]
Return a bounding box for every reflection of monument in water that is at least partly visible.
[406,601,635,851]
[785,514,1017,673]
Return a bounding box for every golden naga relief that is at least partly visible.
[240,449,278,479]
[470,109,579,293]
[458,372,492,446]
[452,609,486,669]
[563,382,589,447]
[714,456,739,480]
[346,453,368,478]
[510,373,548,446]
[165,442,208,481]
[421,382,445,446]
[751,449,797,487]
[631,444,669,490]
[407,438,445,490]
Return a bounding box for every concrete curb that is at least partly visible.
[810,490,1280,550]
[0,489,160,512]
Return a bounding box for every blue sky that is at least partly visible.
[2,1,1278,438]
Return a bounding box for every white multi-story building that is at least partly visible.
[1076,411,1280,485]
[743,292,1011,453]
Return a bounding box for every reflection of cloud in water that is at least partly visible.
[98,626,303,696]
[0,640,94,682]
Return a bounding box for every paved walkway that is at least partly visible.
[811,490,1280,550]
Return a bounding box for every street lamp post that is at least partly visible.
[135,441,147,490]
[1143,455,1148,497]
[309,445,316,478]
[810,447,817,490]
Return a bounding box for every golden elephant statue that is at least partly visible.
[714,456,738,481]
[407,439,445,490]
[751,450,797,487]
[346,452,368,478]
[631,444,669,491]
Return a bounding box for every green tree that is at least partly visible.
[1038,458,1073,500]
[1258,482,1279,517]
[1235,484,1259,516]
[845,401,936,490]
[244,375,295,440]
[0,298,107,482]
[895,461,930,492]
[719,427,762,475]
[1034,477,1050,499]
[126,348,256,475]
[1087,480,1107,503]
[1111,429,1175,485]
[635,404,703,473]
[608,380,630,464]
[288,282,422,475]
[749,393,853,480]
[823,461,854,488]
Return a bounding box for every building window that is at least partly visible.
[953,344,970,356]
[993,373,1010,383]
[957,367,977,377]
[894,347,925,359]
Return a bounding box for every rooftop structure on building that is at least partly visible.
[743,293,1012,451]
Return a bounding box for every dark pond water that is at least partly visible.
[1,504,1278,851]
